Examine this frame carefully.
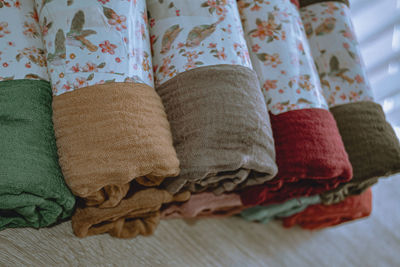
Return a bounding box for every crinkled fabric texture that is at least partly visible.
[72,188,190,238]
[53,82,179,207]
[299,0,349,7]
[283,188,372,229]
[161,192,245,219]
[53,82,181,237]
[0,80,75,230]
[321,102,400,204]
[156,64,278,195]
[240,195,320,224]
[241,108,352,206]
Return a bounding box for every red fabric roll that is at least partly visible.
[282,188,372,229]
[241,108,352,206]
[290,0,300,8]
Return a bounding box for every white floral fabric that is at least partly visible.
[35,0,153,95]
[147,0,253,87]
[300,2,374,107]
[238,0,328,114]
[0,0,48,81]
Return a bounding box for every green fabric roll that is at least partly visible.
[240,195,321,224]
[0,79,75,230]
[299,0,349,8]
[321,101,400,204]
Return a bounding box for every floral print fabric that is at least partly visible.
[35,0,153,95]
[238,0,327,114]
[300,2,374,107]
[0,0,48,81]
[147,0,253,87]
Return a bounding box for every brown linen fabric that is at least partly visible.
[72,188,190,238]
[321,102,400,204]
[156,64,278,195]
[53,82,185,237]
[161,192,245,219]
[53,82,180,207]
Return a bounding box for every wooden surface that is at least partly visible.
[1,175,399,267]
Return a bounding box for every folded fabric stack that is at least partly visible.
[0,0,399,238]
[0,0,75,230]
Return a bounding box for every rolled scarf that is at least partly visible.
[148,0,277,195]
[161,192,245,219]
[240,195,320,224]
[36,0,188,238]
[0,0,75,230]
[282,188,372,229]
[238,0,352,206]
[300,0,400,204]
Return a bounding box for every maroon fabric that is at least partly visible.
[290,0,300,8]
[282,188,372,229]
[240,108,352,206]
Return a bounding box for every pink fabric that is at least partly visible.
[161,192,245,219]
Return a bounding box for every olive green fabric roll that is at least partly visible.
[0,80,75,229]
[299,0,349,7]
[240,195,321,224]
[321,102,400,204]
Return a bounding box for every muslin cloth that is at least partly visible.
[240,195,320,224]
[0,0,75,230]
[161,192,245,219]
[37,0,185,238]
[283,188,372,229]
[148,0,277,195]
[300,0,400,204]
[238,0,352,206]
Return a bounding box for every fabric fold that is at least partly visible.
[0,1,75,230]
[161,192,245,219]
[73,189,190,238]
[282,188,372,229]
[148,0,277,195]
[240,195,321,224]
[156,65,277,194]
[37,0,184,237]
[52,82,180,206]
[300,0,400,204]
[0,80,75,230]
[238,0,352,207]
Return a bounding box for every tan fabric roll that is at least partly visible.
[53,82,179,207]
[53,82,184,237]
[156,64,278,195]
[72,188,190,238]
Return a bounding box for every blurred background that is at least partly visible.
[351,0,400,137]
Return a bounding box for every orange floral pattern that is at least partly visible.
[0,0,48,81]
[36,0,153,95]
[239,0,327,114]
[300,2,374,107]
[148,0,252,86]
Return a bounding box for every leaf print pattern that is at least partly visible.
[0,0,48,81]
[300,2,374,107]
[148,0,252,86]
[36,0,153,95]
[239,0,327,114]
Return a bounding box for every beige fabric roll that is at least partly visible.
[156,64,278,195]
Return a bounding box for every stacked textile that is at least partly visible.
[148,0,277,218]
[0,0,399,238]
[238,0,352,207]
[0,0,75,229]
[36,0,189,238]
